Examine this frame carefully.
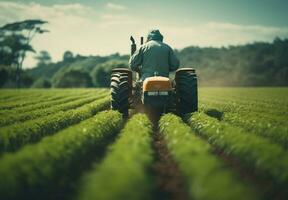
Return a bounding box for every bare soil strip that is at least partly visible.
[152,130,189,200]
[139,109,189,200]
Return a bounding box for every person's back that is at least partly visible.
[129,30,180,80]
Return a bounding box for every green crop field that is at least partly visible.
[0,88,287,200]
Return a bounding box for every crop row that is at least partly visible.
[0,90,57,102]
[187,112,288,191]
[0,110,122,200]
[0,93,109,127]
[0,89,97,100]
[0,89,102,110]
[159,114,259,200]
[0,97,110,153]
[199,88,288,106]
[200,101,288,148]
[202,102,287,126]
[0,91,104,115]
[199,97,287,120]
[220,111,288,148]
[199,97,286,118]
[0,93,65,110]
[79,114,153,200]
[199,90,287,116]
[0,90,89,110]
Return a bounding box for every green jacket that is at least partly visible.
[129,30,180,80]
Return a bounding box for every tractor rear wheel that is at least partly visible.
[110,72,130,117]
[175,69,198,115]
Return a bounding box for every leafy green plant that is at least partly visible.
[0,110,122,200]
[0,91,63,109]
[0,91,96,115]
[187,112,288,189]
[221,112,288,148]
[78,114,153,200]
[0,92,108,126]
[0,89,104,110]
[160,114,259,200]
[31,77,51,88]
[0,97,110,152]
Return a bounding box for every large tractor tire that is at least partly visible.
[175,68,198,115]
[110,71,131,117]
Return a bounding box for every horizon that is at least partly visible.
[1,0,288,68]
[25,38,288,67]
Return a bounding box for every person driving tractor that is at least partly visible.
[110,30,197,117]
[129,30,180,80]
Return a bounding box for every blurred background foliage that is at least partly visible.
[0,20,287,88]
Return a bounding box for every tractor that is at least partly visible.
[110,36,198,118]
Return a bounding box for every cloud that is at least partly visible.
[160,22,288,48]
[206,22,288,36]
[0,1,97,68]
[106,3,126,11]
[0,2,94,24]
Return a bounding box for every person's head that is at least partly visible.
[146,29,163,42]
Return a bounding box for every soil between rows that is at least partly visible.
[152,132,189,200]
[145,109,189,200]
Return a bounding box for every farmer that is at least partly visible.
[129,30,180,80]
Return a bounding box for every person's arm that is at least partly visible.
[129,47,143,72]
[168,48,180,71]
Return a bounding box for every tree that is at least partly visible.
[91,60,127,87]
[0,34,34,66]
[0,65,9,87]
[31,77,51,88]
[63,51,74,63]
[52,69,93,88]
[0,19,49,88]
[34,50,51,66]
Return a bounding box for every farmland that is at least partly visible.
[0,88,287,200]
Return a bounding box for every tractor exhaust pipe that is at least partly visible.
[130,36,144,56]
[130,36,136,56]
[130,36,144,80]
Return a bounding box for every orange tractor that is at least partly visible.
[110,36,198,117]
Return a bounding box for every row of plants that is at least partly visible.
[200,100,288,148]
[199,91,287,116]
[0,89,100,110]
[0,110,123,200]
[78,114,154,200]
[0,93,109,126]
[200,99,285,121]
[0,89,60,102]
[199,88,287,106]
[221,111,288,149]
[0,91,96,115]
[159,114,259,200]
[0,90,90,110]
[0,89,107,113]
[0,97,110,153]
[200,97,287,122]
[187,112,288,191]
[0,93,67,110]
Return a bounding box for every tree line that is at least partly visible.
[177,38,288,86]
[0,19,287,88]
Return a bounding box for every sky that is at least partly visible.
[0,0,288,68]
